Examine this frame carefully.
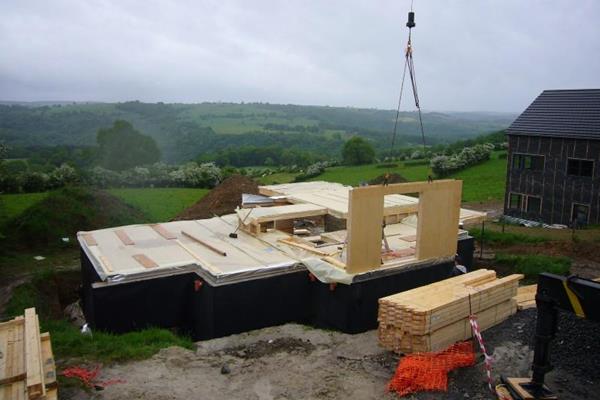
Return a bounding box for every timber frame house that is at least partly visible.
[504,89,600,226]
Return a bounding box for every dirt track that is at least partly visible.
[61,310,600,400]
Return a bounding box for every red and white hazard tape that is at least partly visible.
[469,315,494,391]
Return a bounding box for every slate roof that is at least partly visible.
[507,89,600,139]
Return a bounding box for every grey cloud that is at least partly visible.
[1,0,599,111]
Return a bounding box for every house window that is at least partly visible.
[508,193,542,215]
[512,154,544,171]
[571,204,589,225]
[567,159,594,177]
[526,196,541,214]
[509,193,522,209]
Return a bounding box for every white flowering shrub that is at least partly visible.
[430,143,493,177]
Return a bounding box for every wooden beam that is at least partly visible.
[114,229,134,245]
[150,224,177,240]
[132,254,158,269]
[24,308,44,399]
[181,230,227,257]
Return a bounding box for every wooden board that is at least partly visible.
[81,233,97,246]
[345,180,462,273]
[378,270,522,353]
[132,254,158,269]
[150,224,177,240]
[24,308,45,399]
[181,230,227,256]
[0,309,55,400]
[514,284,537,310]
[114,229,134,246]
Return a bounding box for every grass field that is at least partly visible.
[0,188,209,228]
[108,188,209,221]
[307,152,507,202]
[449,153,507,202]
[308,164,431,186]
[0,192,50,226]
[258,172,298,185]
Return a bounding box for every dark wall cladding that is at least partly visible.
[505,135,600,225]
[80,238,474,340]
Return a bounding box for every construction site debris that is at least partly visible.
[0,308,57,400]
[378,269,522,353]
[173,175,259,221]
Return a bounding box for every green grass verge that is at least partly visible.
[107,188,209,222]
[46,321,193,363]
[469,227,548,246]
[5,269,193,363]
[0,192,49,226]
[494,253,571,278]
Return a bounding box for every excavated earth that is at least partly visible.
[172,174,259,221]
[61,308,599,400]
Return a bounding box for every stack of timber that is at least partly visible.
[514,284,537,310]
[378,269,523,353]
[0,308,57,400]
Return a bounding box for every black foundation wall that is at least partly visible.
[81,237,472,340]
[308,260,453,333]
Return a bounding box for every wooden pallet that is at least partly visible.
[0,308,57,400]
[378,269,522,353]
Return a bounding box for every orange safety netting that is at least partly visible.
[61,365,126,388]
[388,341,476,396]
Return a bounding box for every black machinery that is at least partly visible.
[503,273,600,400]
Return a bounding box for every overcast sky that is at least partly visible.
[1,1,599,112]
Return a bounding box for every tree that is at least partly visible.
[96,120,160,171]
[342,137,375,165]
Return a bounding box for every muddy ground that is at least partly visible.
[61,309,600,400]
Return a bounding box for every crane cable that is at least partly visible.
[390,4,427,153]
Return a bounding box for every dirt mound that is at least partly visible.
[1,186,146,248]
[173,175,259,220]
[368,173,408,185]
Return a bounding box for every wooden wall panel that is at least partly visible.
[415,181,462,260]
[345,186,384,273]
[345,180,462,274]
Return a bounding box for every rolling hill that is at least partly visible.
[0,101,515,163]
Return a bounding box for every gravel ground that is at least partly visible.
[60,308,600,400]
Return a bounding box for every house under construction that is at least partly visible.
[79,180,485,340]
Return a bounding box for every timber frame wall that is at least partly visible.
[504,135,600,225]
[346,180,462,274]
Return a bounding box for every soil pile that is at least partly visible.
[369,173,408,185]
[2,186,146,248]
[173,175,259,220]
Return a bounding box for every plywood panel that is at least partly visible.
[345,186,384,273]
[416,181,462,260]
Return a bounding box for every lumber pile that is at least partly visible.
[0,308,57,400]
[378,269,522,353]
[514,284,537,310]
